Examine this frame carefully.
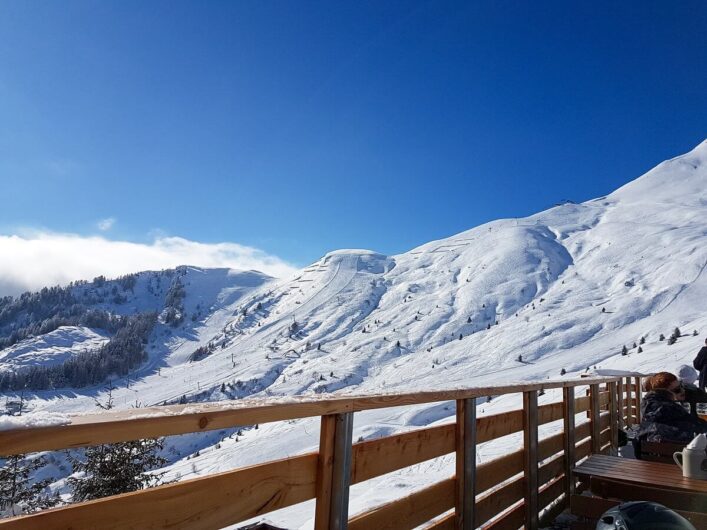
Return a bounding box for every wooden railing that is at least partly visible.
[0,375,644,530]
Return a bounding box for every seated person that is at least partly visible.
[636,372,707,444]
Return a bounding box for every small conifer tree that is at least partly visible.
[69,392,167,501]
[0,454,58,516]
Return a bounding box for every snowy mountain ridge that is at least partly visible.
[2,140,706,528]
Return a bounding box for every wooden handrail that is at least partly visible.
[0,374,642,530]
[0,376,620,456]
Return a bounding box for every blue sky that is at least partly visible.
[1,1,706,283]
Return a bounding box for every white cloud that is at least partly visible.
[0,231,299,297]
[97,217,116,231]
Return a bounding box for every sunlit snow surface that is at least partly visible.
[0,327,110,372]
[3,140,707,528]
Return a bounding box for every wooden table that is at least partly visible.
[571,454,707,527]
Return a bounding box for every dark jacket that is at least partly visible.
[694,346,707,390]
[636,389,707,444]
[684,383,707,419]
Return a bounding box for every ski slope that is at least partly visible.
[2,140,707,528]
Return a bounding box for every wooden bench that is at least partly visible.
[571,454,707,528]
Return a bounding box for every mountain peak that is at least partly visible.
[608,139,706,205]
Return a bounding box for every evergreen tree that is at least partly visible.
[637,346,643,353]
[639,336,645,345]
[659,334,665,341]
[69,393,167,501]
[621,345,628,356]
[0,454,58,516]
[560,368,566,376]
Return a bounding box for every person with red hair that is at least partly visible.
[636,372,707,444]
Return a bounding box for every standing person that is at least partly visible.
[693,338,707,390]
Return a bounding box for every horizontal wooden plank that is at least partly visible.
[347,377,620,413]
[0,452,318,530]
[348,477,454,530]
[0,376,624,456]
[476,446,567,526]
[539,453,564,486]
[421,512,454,530]
[539,401,565,424]
[576,437,591,461]
[476,476,524,525]
[575,395,590,414]
[482,501,524,530]
[477,449,523,493]
[357,438,569,530]
[351,399,563,488]
[599,392,610,408]
[539,430,564,461]
[0,399,355,456]
[575,420,591,441]
[351,424,454,484]
[539,475,565,509]
[539,491,568,528]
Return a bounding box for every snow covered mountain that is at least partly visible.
[2,140,706,528]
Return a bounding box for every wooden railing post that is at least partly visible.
[624,377,632,427]
[562,386,576,500]
[523,390,539,530]
[617,378,624,431]
[609,381,618,455]
[589,384,601,454]
[315,412,354,530]
[455,398,477,530]
[634,376,642,424]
